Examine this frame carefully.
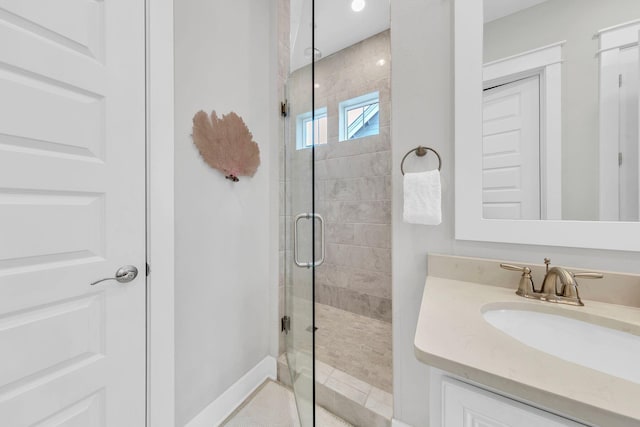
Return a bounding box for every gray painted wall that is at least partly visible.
[174,1,279,425]
[391,1,640,426]
[484,0,640,220]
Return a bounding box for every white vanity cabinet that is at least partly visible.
[416,258,640,426]
[431,372,588,427]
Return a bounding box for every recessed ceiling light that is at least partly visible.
[351,0,365,12]
[314,83,320,89]
[376,59,386,67]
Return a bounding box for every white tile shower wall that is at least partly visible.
[285,31,393,324]
[391,1,640,426]
[174,1,279,426]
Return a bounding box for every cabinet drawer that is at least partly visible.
[442,377,587,427]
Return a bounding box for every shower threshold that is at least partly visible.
[278,354,392,427]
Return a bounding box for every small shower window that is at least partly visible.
[339,91,380,141]
[296,108,328,149]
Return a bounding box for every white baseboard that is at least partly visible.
[185,355,277,427]
[392,418,414,427]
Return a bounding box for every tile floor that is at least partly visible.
[278,354,393,425]
[315,359,393,420]
[315,303,392,393]
[223,380,352,427]
[276,302,393,425]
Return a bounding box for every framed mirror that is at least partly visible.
[455,0,640,251]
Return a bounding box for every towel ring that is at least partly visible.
[400,146,442,175]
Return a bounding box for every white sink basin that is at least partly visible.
[482,308,640,384]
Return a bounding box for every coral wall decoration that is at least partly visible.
[192,110,261,182]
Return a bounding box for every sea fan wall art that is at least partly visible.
[192,110,261,182]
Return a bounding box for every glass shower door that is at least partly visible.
[284,0,318,425]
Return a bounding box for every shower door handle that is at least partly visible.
[294,213,325,268]
[315,213,325,267]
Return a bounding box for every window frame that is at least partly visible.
[296,107,328,149]
[338,91,380,141]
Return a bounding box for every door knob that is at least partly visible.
[90,265,139,286]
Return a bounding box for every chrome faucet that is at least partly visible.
[500,258,603,306]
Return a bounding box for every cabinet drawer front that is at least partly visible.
[442,377,586,427]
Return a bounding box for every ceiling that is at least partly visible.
[483,0,550,22]
[289,0,550,71]
[290,0,390,71]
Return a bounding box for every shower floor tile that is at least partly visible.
[222,380,352,427]
[315,303,392,393]
[278,354,392,427]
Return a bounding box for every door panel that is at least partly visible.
[285,1,315,425]
[619,46,640,221]
[284,77,316,427]
[0,0,146,425]
[483,76,541,220]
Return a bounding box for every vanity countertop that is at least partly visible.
[415,255,640,427]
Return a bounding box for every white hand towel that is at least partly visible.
[403,170,442,225]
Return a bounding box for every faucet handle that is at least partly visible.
[560,271,602,305]
[500,263,531,273]
[572,272,604,279]
[500,263,536,296]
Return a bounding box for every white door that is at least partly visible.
[598,39,640,221]
[0,1,146,426]
[619,46,640,221]
[483,76,541,220]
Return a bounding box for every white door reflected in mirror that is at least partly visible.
[482,0,640,222]
[483,76,541,220]
[454,0,640,251]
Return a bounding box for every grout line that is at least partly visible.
[317,200,390,205]
[314,153,391,161]
[322,242,392,250]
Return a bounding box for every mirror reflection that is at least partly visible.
[482,0,640,221]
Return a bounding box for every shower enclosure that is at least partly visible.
[282,1,392,425]
[282,1,316,425]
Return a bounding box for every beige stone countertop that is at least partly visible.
[414,277,640,427]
